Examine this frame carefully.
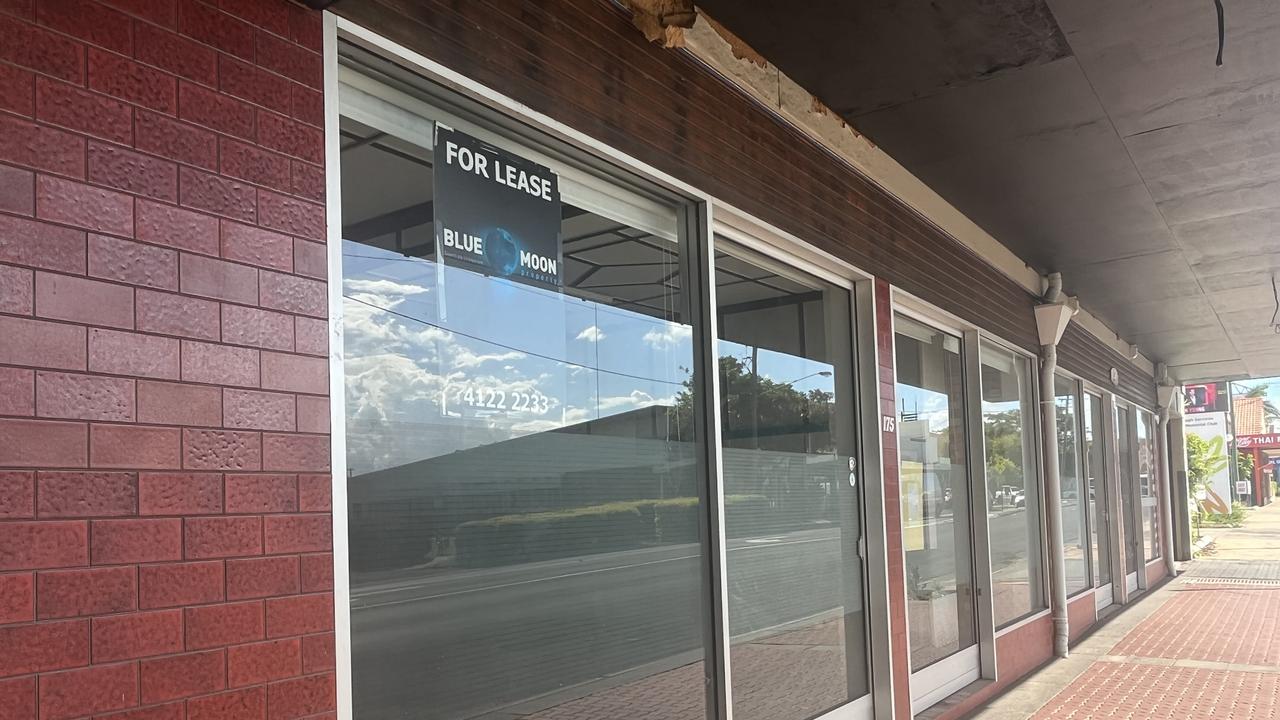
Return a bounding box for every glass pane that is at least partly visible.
[1084,393,1111,587]
[980,342,1045,627]
[341,110,708,720]
[1055,376,1089,594]
[895,315,976,670]
[1116,405,1140,574]
[1137,411,1160,560]
[716,245,868,720]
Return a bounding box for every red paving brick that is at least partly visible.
[1032,660,1280,720]
[1112,586,1280,666]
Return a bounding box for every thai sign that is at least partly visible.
[1237,433,1280,450]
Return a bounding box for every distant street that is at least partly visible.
[350,509,1037,719]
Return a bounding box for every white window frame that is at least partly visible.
[323,12,896,720]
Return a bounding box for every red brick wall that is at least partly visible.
[1068,590,1096,643]
[874,278,912,718]
[0,2,334,719]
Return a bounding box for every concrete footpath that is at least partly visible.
[971,503,1280,719]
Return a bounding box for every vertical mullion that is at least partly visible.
[683,201,732,720]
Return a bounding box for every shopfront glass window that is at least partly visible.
[1085,393,1111,587]
[1116,405,1140,575]
[1137,410,1160,560]
[340,104,708,719]
[979,342,1045,627]
[895,315,976,670]
[716,246,868,720]
[1055,375,1089,594]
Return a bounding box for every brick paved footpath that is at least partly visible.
[977,502,1280,720]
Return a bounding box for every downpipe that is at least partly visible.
[1039,274,1070,658]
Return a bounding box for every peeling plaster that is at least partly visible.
[681,9,1156,374]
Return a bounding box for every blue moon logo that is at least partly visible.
[483,227,520,276]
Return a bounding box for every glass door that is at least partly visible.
[1084,392,1114,608]
[894,314,979,709]
[714,242,870,720]
[1115,404,1141,594]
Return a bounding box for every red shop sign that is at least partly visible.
[1237,434,1280,449]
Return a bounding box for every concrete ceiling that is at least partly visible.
[697,0,1280,383]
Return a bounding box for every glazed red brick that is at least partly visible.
[0,163,35,215]
[222,220,294,270]
[186,686,266,720]
[91,424,183,469]
[136,109,219,170]
[1,3,331,717]
[34,77,133,145]
[139,561,225,609]
[264,593,332,638]
[138,472,224,515]
[0,472,35,519]
[293,316,327,356]
[0,368,36,416]
[140,649,226,703]
[38,661,138,720]
[299,553,332,593]
[220,55,293,115]
[137,381,224,427]
[34,271,136,329]
[36,373,136,423]
[184,515,263,558]
[35,471,137,517]
[264,515,330,554]
[185,600,265,650]
[0,114,86,178]
[0,63,36,117]
[92,610,184,662]
[87,142,180,203]
[181,340,261,387]
[37,174,135,237]
[227,555,300,600]
[296,396,329,434]
[302,633,335,674]
[137,198,221,255]
[91,518,183,564]
[261,352,327,394]
[0,264,34,315]
[226,474,297,513]
[0,214,87,273]
[0,521,88,571]
[266,672,335,720]
[180,252,259,304]
[0,419,89,468]
[89,234,180,290]
[136,289,222,340]
[36,566,137,619]
[178,80,255,140]
[0,675,36,720]
[222,303,296,351]
[261,433,329,472]
[229,638,302,687]
[36,0,134,55]
[88,47,178,114]
[88,328,182,380]
[183,429,264,471]
[178,0,256,60]
[0,572,35,624]
[135,22,218,86]
[0,14,84,83]
[0,619,89,676]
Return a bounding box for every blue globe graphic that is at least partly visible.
[483,227,520,276]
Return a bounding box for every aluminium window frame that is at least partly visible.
[322,12,894,720]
